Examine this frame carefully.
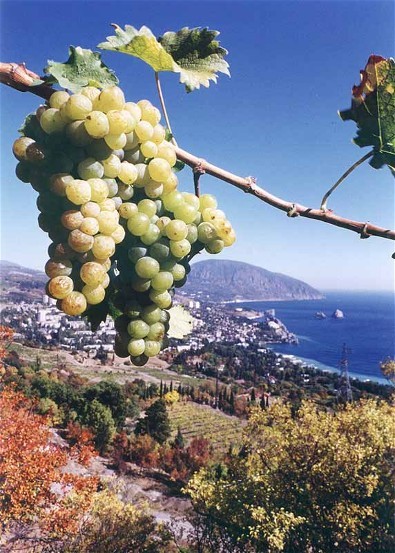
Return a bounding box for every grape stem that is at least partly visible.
[1,61,394,242]
[320,151,374,211]
[154,72,177,147]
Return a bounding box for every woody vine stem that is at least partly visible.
[1,61,394,243]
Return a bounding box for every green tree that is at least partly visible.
[186,399,395,553]
[83,400,116,454]
[135,399,171,445]
[173,426,185,449]
[84,381,127,427]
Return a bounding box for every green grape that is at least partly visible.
[149,289,172,309]
[80,262,106,286]
[197,222,217,244]
[114,332,130,358]
[82,284,106,304]
[97,211,119,235]
[79,217,99,236]
[156,142,177,166]
[144,340,161,357]
[141,224,161,246]
[107,110,130,134]
[65,94,93,120]
[111,225,126,244]
[81,201,101,218]
[84,110,110,137]
[78,158,104,180]
[49,90,70,109]
[156,216,171,235]
[98,198,117,211]
[221,228,236,247]
[173,204,198,224]
[66,179,91,205]
[45,259,73,278]
[104,133,127,150]
[149,240,171,262]
[127,319,150,339]
[148,158,171,182]
[144,180,163,199]
[170,239,191,258]
[162,190,183,211]
[88,178,109,202]
[165,219,188,241]
[199,193,218,210]
[131,278,151,293]
[135,120,154,142]
[171,263,186,281]
[146,322,165,341]
[124,131,140,151]
[130,354,149,366]
[134,163,151,187]
[102,154,121,178]
[40,108,66,134]
[80,86,101,104]
[151,271,174,291]
[135,256,160,279]
[118,161,138,185]
[117,183,134,201]
[186,224,198,244]
[206,239,225,254]
[151,124,166,145]
[141,305,162,325]
[92,234,116,259]
[48,275,74,299]
[119,109,137,133]
[124,147,144,164]
[95,86,125,113]
[140,140,158,158]
[124,101,142,121]
[119,202,138,220]
[127,213,150,236]
[104,178,119,198]
[162,173,178,195]
[61,210,84,231]
[182,192,200,209]
[68,229,94,253]
[61,291,87,315]
[137,199,156,218]
[128,246,147,263]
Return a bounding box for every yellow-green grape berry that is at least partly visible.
[66,179,92,205]
[50,173,74,197]
[61,210,84,230]
[78,158,104,180]
[144,340,161,357]
[119,202,138,220]
[79,217,100,236]
[45,259,73,278]
[205,239,225,254]
[80,86,101,104]
[61,291,87,315]
[124,102,142,122]
[102,154,121,178]
[96,211,119,235]
[135,120,154,142]
[48,275,74,299]
[140,141,158,158]
[149,289,172,309]
[127,339,146,357]
[98,198,117,211]
[82,284,106,305]
[65,94,93,120]
[84,111,110,138]
[156,142,177,166]
[148,158,171,182]
[118,161,138,185]
[151,124,166,145]
[106,110,130,134]
[81,201,101,218]
[80,262,106,286]
[95,86,125,112]
[68,229,94,253]
[111,225,126,244]
[49,90,70,109]
[104,133,127,150]
[40,108,66,134]
[92,234,116,259]
[88,178,109,203]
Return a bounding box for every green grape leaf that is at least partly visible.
[98,25,230,93]
[98,25,176,73]
[44,46,119,92]
[339,55,395,172]
[159,27,230,92]
[167,305,194,339]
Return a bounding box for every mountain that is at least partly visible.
[180,260,324,302]
[0,261,47,302]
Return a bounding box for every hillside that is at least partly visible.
[180,259,323,302]
[0,260,47,302]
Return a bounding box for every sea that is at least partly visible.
[237,291,394,384]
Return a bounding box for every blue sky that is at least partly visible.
[1,0,394,291]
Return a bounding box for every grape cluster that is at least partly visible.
[13,85,236,365]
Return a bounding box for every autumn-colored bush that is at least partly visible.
[159,437,212,482]
[0,387,98,539]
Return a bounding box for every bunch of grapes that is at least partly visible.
[13,85,236,365]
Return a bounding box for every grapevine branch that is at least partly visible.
[1,61,394,242]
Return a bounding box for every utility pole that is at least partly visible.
[337,343,353,403]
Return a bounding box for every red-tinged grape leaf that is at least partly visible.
[158,27,230,92]
[44,46,119,92]
[339,55,395,173]
[98,25,176,72]
[98,25,230,93]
